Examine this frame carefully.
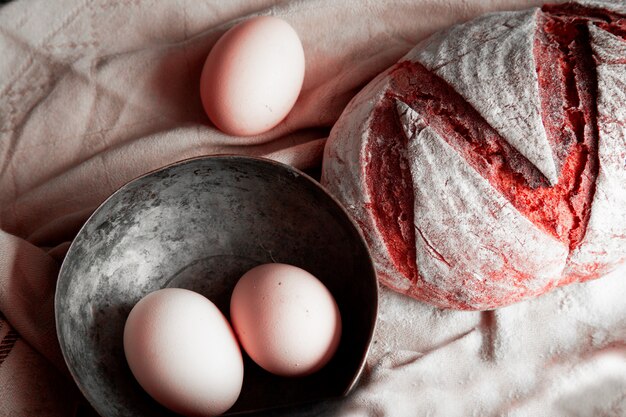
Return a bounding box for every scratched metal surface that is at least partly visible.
[55,155,378,417]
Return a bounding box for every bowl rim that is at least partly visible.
[55,154,379,414]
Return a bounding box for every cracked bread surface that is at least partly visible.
[322,1,626,309]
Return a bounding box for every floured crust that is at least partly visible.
[578,0,626,14]
[403,104,567,309]
[414,9,559,185]
[564,24,626,280]
[321,69,405,288]
[322,1,626,310]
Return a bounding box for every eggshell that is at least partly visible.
[123,288,243,417]
[230,263,342,377]
[200,16,305,136]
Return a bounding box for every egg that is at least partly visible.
[123,288,243,417]
[200,16,305,136]
[230,263,342,377]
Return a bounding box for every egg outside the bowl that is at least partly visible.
[200,16,305,136]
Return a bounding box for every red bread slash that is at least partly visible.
[321,1,626,310]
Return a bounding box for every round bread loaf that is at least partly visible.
[322,1,626,310]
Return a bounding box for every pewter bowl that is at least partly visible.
[55,155,378,416]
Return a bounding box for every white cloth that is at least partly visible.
[1,0,624,416]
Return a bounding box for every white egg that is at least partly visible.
[230,263,342,377]
[200,16,305,136]
[123,288,243,416]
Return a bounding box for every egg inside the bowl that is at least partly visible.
[231,263,342,377]
[123,288,243,417]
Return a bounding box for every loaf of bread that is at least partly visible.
[322,1,626,309]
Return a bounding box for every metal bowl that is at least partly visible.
[55,155,378,416]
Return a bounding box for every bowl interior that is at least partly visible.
[56,156,377,417]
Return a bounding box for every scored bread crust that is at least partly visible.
[321,1,626,310]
